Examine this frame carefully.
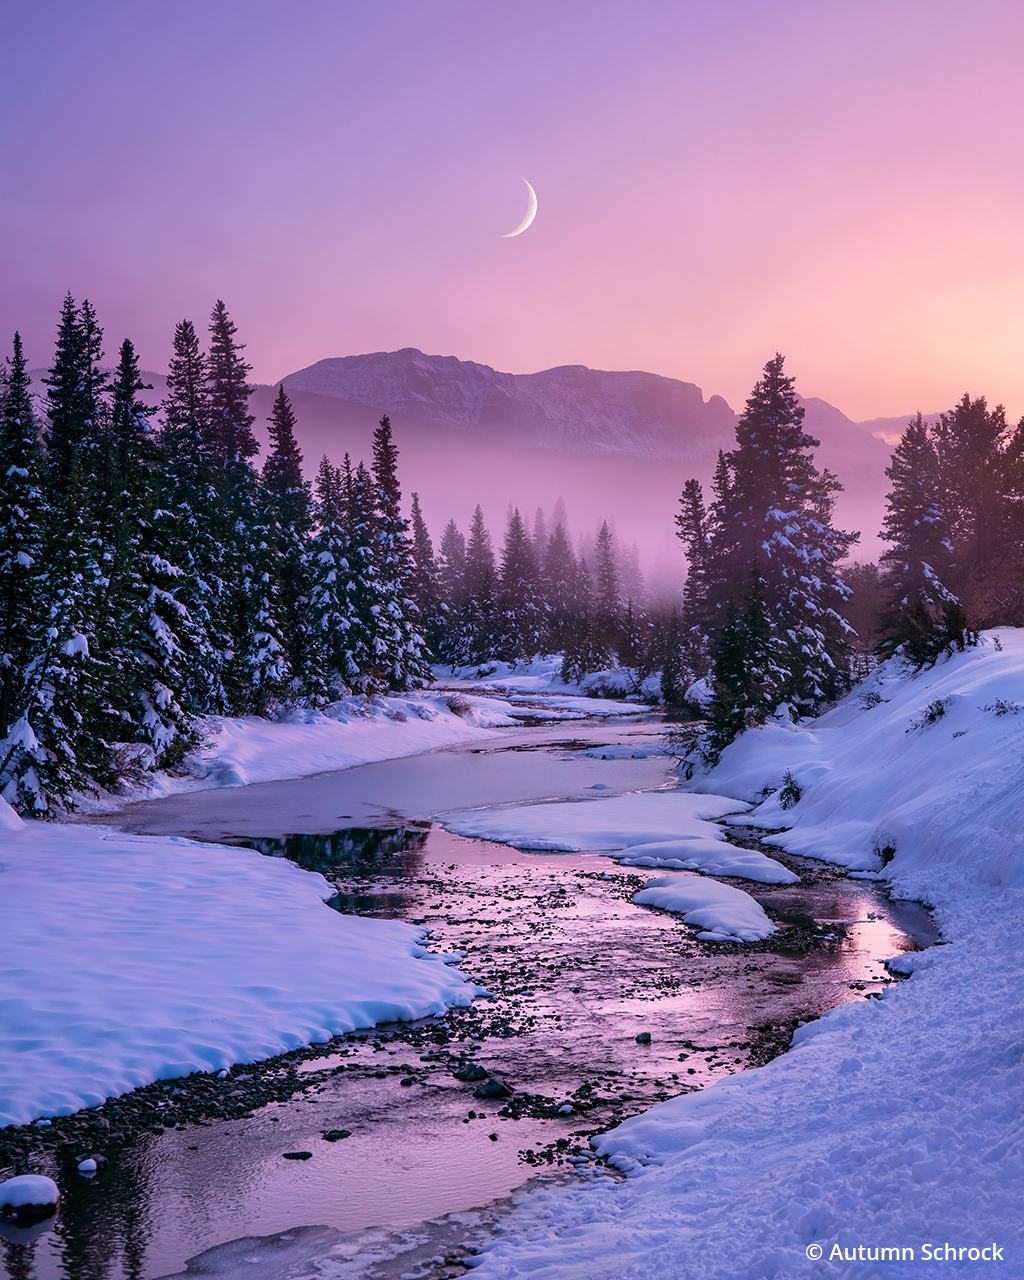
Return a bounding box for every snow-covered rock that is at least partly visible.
[614,837,798,883]
[633,875,776,941]
[0,1175,59,1222]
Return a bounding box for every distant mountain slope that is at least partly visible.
[282,348,737,462]
[24,354,902,573]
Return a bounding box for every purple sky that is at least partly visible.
[4,0,1024,419]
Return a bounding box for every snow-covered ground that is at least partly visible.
[79,676,656,815]
[462,630,1024,1278]
[107,692,517,805]
[0,803,481,1127]
[436,657,660,707]
[440,790,795,886]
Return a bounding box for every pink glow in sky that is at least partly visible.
[4,0,1024,419]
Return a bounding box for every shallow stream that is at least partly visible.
[1,713,937,1280]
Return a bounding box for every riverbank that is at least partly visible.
[463,630,1024,1278]
[0,811,483,1129]
[1,822,925,1280]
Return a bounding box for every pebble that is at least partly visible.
[474,1078,513,1100]
[453,1062,489,1082]
[635,1032,652,1044]
[321,1130,352,1142]
[282,1151,313,1160]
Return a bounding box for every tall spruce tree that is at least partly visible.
[159,318,226,712]
[659,608,685,704]
[263,385,312,683]
[696,355,857,759]
[305,455,360,697]
[676,477,711,674]
[542,521,577,652]
[408,493,443,659]
[436,518,469,667]
[206,302,287,711]
[463,505,497,664]
[877,414,970,663]
[207,300,258,469]
[93,339,197,772]
[560,556,608,682]
[594,520,620,648]
[0,334,42,741]
[363,416,428,691]
[498,507,543,663]
[6,298,112,809]
[933,395,1021,627]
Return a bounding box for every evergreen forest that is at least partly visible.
[2,302,1020,813]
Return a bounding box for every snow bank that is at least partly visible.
[190,693,517,790]
[440,791,746,852]
[695,628,1024,903]
[465,630,1024,1277]
[614,837,798,883]
[633,875,776,941]
[437,658,657,710]
[0,822,481,1127]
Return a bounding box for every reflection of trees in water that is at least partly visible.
[329,891,411,918]
[230,825,430,878]
[48,1146,152,1280]
[2,1236,37,1280]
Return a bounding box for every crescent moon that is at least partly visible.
[501,178,538,237]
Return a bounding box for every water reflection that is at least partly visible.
[2,822,939,1280]
[225,825,430,876]
[2,1147,152,1280]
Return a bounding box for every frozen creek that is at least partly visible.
[1,713,936,1280]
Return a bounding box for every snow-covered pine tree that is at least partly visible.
[159,318,226,712]
[362,416,429,691]
[206,302,288,712]
[675,476,712,675]
[92,339,198,775]
[616,599,652,694]
[436,518,469,668]
[408,492,443,659]
[304,455,357,698]
[701,354,857,742]
[3,298,110,810]
[702,569,785,765]
[541,520,577,653]
[0,334,43,740]
[659,608,685,704]
[462,505,498,664]
[498,507,543,664]
[594,520,621,649]
[560,555,608,683]
[262,385,312,686]
[876,413,972,664]
[343,458,380,686]
[207,300,259,470]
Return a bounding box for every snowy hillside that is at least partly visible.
[467,631,1024,1278]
